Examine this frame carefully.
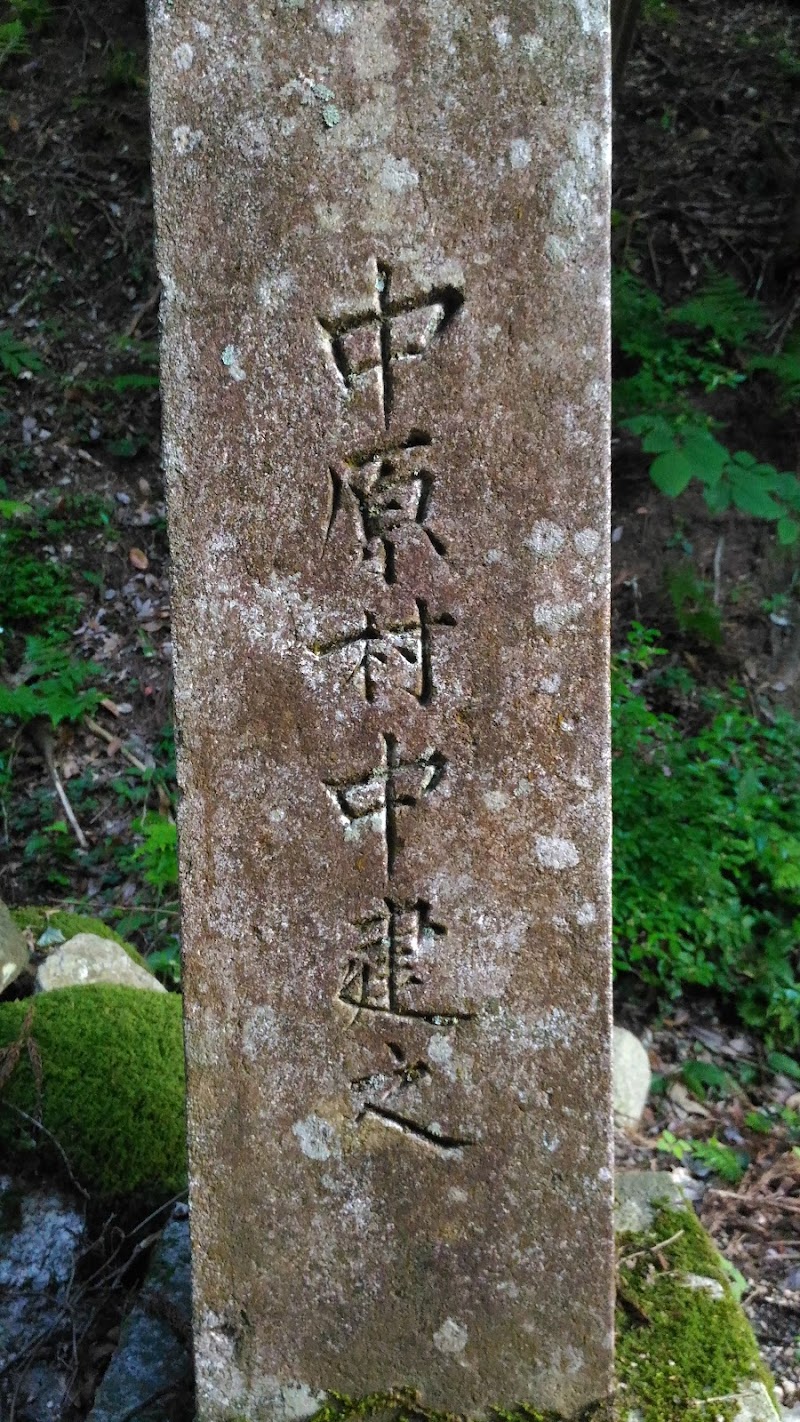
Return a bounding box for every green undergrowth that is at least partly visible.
[613,624,800,1045]
[301,1394,609,1422]
[10,906,145,965]
[0,984,186,1200]
[617,1206,774,1421]
[613,268,800,542]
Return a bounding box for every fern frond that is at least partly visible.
[670,273,765,348]
[747,337,800,409]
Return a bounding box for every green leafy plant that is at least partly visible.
[130,813,179,893]
[613,624,800,1045]
[690,1139,748,1185]
[718,1258,749,1302]
[680,1060,734,1100]
[657,1130,747,1185]
[0,329,42,378]
[666,564,723,645]
[0,637,101,725]
[614,270,800,542]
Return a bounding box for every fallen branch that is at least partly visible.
[84,715,149,772]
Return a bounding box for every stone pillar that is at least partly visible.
[148,4,612,1418]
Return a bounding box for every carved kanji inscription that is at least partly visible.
[313,601,456,704]
[319,262,464,428]
[325,435,447,584]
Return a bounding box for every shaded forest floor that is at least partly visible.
[1,0,800,1414]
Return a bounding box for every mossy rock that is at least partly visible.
[0,985,186,1200]
[617,1203,776,1421]
[11,907,146,968]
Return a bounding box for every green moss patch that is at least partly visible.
[0,984,186,1200]
[11,906,146,966]
[302,1390,610,1422]
[617,1205,774,1422]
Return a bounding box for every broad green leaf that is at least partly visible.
[777,517,800,546]
[767,1051,800,1081]
[682,433,728,482]
[729,474,783,519]
[650,449,694,496]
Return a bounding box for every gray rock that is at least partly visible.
[36,933,166,994]
[681,1271,726,1300]
[0,900,30,993]
[615,1169,688,1233]
[732,1381,781,1421]
[88,1209,192,1421]
[0,1176,85,1368]
[613,1024,652,1130]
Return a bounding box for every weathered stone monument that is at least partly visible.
[148,2,612,1417]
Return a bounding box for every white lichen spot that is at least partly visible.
[173,42,194,70]
[509,138,532,171]
[533,601,581,632]
[598,1165,612,1182]
[520,32,543,58]
[574,527,600,557]
[535,835,580,871]
[576,901,597,926]
[192,19,212,38]
[681,1273,725,1300]
[172,125,203,155]
[448,1186,468,1204]
[380,155,419,193]
[572,0,606,38]
[261,1381,327,1422]
[538,673,561,695]
[427,1034,454,1072]
[485,547,503,564]
[221,345,246,382]
[483,789,509,812]
[320,5,355,33]
[242,1007,278,1061]
[257,271,296,310]
[490,15,511,47]
[433,1318,468,1355]
[322,104,340,127]
[525,520,564,559]
[544,234,570,267]
[292,1115,337,1161]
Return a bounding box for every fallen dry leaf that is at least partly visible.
[668,1080,711,1117]
[129,547,149,570]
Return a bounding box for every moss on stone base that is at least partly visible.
[617,1204,775,1422]
[302,1389,610,1422]
[11,906,146,966]
[0,984,186,1200]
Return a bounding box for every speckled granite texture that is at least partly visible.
[148,1,612,1416]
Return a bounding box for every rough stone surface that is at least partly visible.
[0,1176,85,1372]
[149,2,612,1417]
[615,1169,687,1233]
[88,1209,193,1422]
[613,1024,652,1130]
[0,899,30,993]
[36,934,166,994]
[732,1382,781,1422]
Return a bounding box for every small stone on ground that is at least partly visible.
[36,934,165,994]
[0,900,30,993]
[613,1025,652,1130]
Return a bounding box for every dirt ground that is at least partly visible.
[1,0,800,1415]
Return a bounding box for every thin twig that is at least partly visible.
[619,1229,685,1266]
[117,1383,181,1422]
[713,536,724,607]
[27,720,88,850]
[84,715,149,772]
[1,1102,90,1200]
